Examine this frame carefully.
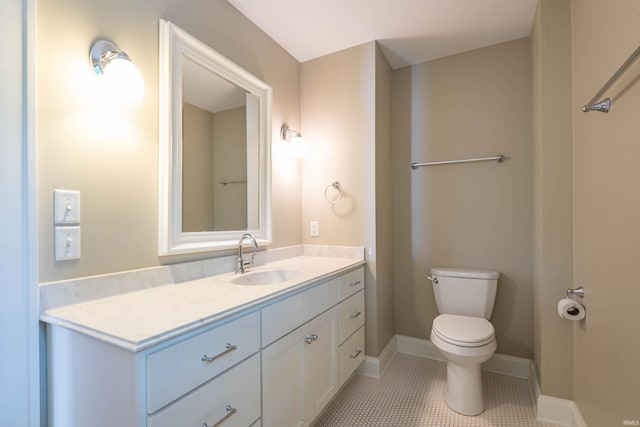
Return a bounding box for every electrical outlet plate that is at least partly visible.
[55,226,81,261]
[310,221,319,237]
[54,189,81,224]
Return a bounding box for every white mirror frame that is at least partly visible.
[158,20,272,255]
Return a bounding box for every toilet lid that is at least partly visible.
[432,314,495,347]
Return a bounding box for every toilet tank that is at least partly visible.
[430,267,499,319]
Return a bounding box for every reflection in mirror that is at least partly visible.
[158,20,272,255]
[181,58,259,232]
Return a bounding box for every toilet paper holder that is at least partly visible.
[566,286,584,299]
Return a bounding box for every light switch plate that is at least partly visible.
[55,226,81,261]
[54,189,81,224]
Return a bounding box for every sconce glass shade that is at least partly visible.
[289,134,307,157]
[90,40,144,103]
[281,124,307,158]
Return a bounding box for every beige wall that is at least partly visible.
[374,44,396,355]
[531,0,574,399]
[300,42,395,356]
[182,104,248,232]
[212,106,247,231]
[392,39,534,358]
[571,0,640,424]
[182,102,215,231]
[37,0,301,282]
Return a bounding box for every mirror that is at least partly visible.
[158,20,272,255]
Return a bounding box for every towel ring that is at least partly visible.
[324,181,345,205]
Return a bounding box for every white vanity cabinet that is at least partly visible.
[47,311,261,427]
[261,267,365,427]
[45,264,365,427]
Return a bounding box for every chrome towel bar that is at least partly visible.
[582,46,640,113]
[219,179,247,186]
[411,155,504,169]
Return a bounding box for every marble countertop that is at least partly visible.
[41,256,364,352]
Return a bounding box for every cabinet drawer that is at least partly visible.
[338,290,365,344]
[148,353,261,427]
[147,311,260,413]
[338,268,364,301]
[339,326,365,387]
[262,280,338,347]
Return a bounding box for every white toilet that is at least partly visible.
[429,267,499,416]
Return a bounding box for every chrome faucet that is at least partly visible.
[236,233,258,274]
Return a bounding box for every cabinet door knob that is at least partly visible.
[349,311,362,319]
[201,343,237,364]
[304,334,318,344]
[349,349,362,359]
[349,280,362,287]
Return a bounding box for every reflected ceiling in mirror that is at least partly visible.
[158,20,272,255]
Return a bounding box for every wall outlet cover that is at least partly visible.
[310,221,319,237]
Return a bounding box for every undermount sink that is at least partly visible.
[231,269,303,285]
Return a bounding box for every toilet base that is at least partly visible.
[445,360,484,416]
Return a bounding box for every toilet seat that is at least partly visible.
[432,314,494,348]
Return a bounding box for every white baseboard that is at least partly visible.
[537,395,587,427]
[529,359,540,408]
[529,360,586,426]
[483,352,531,378]
[356,336,397,379]
[358,335,587,427]
[396,334,445,361]
[359,335,531,379]
[395,335,531,378]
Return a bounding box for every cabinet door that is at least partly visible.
[262,328,304,427]
[303,308,338,424]
[262,307,338,427]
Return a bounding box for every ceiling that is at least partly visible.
[226,0,538,69]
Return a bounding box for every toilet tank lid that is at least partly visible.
[431,267,499,279]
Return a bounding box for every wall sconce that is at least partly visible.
[281,124,307,158]
[90,40,144,103]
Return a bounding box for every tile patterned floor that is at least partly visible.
[313,353,558,427]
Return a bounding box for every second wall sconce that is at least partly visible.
[90,39,144,103]
[281,124,307,158]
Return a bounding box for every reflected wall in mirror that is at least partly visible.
[159,20,272,255]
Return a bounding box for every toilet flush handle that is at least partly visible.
[427,275,438,284]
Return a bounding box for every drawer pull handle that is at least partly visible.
[201,343,237,364]
[349,349,362,359]
[349,280,362,287]
[349,311,362,319]
[201,405,238,427]
[304,334,318,344]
